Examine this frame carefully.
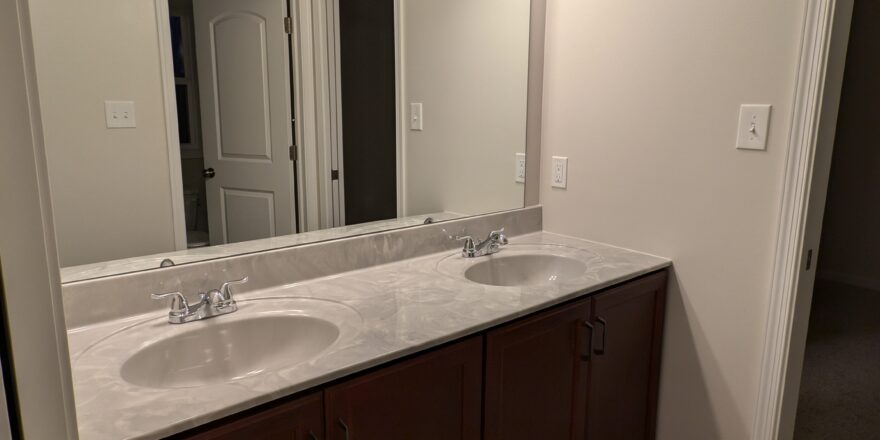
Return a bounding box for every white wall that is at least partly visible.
[402,0,529,216]
[29,0,178,267]
[539,1,806,438]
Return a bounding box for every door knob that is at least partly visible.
[202,168,215,178]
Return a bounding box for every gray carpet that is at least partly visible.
[793,279,880,439]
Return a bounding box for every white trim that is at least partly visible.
[395,0,406,217]
[155,0,189,251]
[326,0,345,226]
[2,0,79,435]
[752,1,838,438]
[0,357,11,439]
[524,0,545,207]
[291,0,335,232]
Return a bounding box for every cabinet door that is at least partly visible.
[484,298,593,440]
[179,391,324,439]
[587,271,667,440]
[324,337,482,440]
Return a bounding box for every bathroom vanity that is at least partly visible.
[171,270,666,440]
[65,214,671,440]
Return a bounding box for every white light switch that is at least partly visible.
[410,103,423,131]
[736,104,771,150]
[105,101,137,128]
[515,153,526,183]
[551,156,567,189]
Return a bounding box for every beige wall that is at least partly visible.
[402,0,529,216]
[539,1,806,438]
[817,0,880,290]
[29,0,177,267]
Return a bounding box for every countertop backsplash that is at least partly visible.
[62,206,542,329]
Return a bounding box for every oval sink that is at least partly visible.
[464,254,587,287]
[120,314,339,389]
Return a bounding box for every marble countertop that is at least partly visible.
[67,232,670,439]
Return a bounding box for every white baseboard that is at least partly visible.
[816,270,880,292]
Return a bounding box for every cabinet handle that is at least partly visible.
[594,316,607,355]
[337,418,350,440]
[581,320,594,361]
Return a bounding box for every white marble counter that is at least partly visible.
[67,232,670,439]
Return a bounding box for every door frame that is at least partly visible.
[326,0,403,224]
[157,0,304,242]
[156,0,192,251]
[752,1,854,439]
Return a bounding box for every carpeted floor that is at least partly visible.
[793,279,880,439]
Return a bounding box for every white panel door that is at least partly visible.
[194,0,295,245]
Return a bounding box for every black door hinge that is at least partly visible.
[331,169,339,180]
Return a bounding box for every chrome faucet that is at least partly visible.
[457,228,509,258]
[151,276,248,324]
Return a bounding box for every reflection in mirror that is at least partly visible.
[29,0,532,282]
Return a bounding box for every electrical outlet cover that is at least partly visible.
[551,156,567,189]
[515,153,526,183]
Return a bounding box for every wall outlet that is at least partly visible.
[515,153,526,183]
[410,103,423,131]
[105,101,137,128]
[551,156,567,189]
[736,104,771,150]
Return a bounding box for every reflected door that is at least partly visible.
[193,0,295,245]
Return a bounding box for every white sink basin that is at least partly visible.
[464,254,587,287]
[73,298,362,390]
[120,314,339,388]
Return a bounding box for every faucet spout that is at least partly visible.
[460,228,508,258]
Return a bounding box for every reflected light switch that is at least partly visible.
[105,100,137,128]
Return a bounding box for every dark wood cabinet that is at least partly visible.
[171,271,667,440]
[484,270,667,440]
[587,272,667,439]
[484,299,592,440]
[324,336,483,440]
[178,391,324,440]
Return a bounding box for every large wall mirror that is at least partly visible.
[29,0,539,282]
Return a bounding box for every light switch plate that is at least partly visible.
[736,104,771,150]
[551,156,567,189]
[410,103,423,131]
[515,153,526,183]
[105,100,137,128]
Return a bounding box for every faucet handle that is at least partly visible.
[151,291,191,316]
[490,227,509,244]
[456,235,477,257]
[218,276,248,301]
[456,235,476,247]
